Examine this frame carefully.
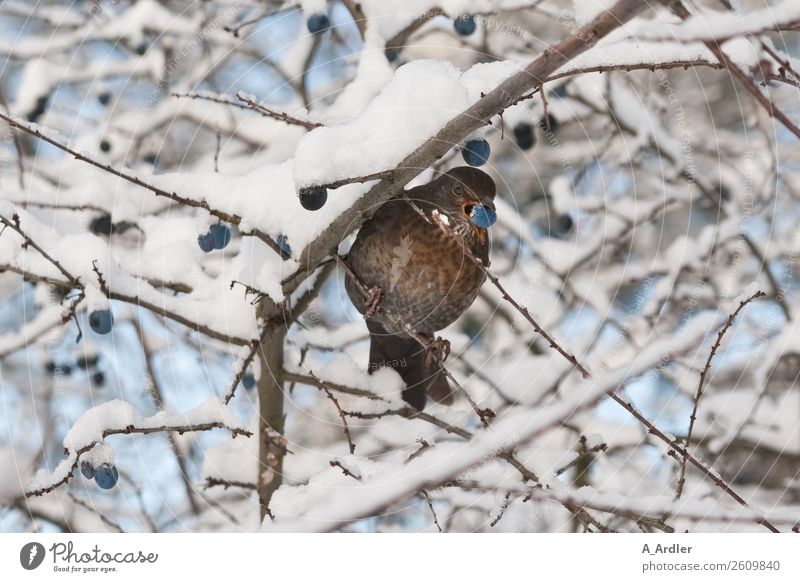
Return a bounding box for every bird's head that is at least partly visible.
[424,166,497,243]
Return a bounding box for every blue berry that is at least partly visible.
[549,213,573,238]
[307,13,330,34]
[99,139,111,153]
[209,224,232,250]
[80,461,95,479]
[276,234,291,255]
[197,232,215,252]
[453,14,476,36]
[89,214,113,236]
[469,205,497,228]
[94,464,119,489]
[299,186,328,211]
[242,373,256,390]
[91,370,105,387]
[76,354,99,369]
[513,122,535,150]
[98,92,111,106]
[462,139,490,167]
[88,309,114,335]
[539,113,559,133]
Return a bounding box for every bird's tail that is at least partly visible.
[366,321,454,410]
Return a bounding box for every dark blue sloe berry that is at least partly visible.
[549,213,573,238]
[209,224,232,250]
[89,214,113,236]
[462,139,490,167]
[553,84,569,98]
[307,13,331,34]
[242,373,256,390]
[26,95,48,123]
[539,113,559,133]
[91,370,105,387]
[76,354,99,369]
[276,234,291,255]
[469,205,497,228]
[513,122,535,150]
[197,232,215,253]
[80,461,95,479]
[299,186,328,211]
[89,309,114,335]
[94,464,119,489]
[453,14,476,36]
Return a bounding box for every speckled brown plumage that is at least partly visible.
[346,166,496,409]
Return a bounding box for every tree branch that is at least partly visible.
[285,0,651,296]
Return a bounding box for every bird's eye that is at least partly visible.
[453,184,464,195]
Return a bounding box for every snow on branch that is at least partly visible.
[283,0,651,294]
[263,311,726,532]
[634,0,800,43]
[25,398,251,498]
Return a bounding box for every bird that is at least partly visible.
[345,166,497,410]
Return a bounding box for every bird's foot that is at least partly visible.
[365,286,384,318]
[425,336,451,367]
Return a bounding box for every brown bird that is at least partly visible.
[345,166,496,409]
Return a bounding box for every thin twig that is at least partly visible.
[670,0,800,140]
[204,477,257,491]
[675,290,765,500]
[0,111,289,258]
[330,460,362,480]
[0,213,79,286]
[430,212,591,378]
[131,319,200,515]
[315,372,356,454]
[420,489,442,532]
[489,492,511,527]
[67,493,124,532]
[611,391,778,532]
[25,421,251,498]
[341,0,367,38]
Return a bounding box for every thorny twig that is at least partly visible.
[420,490,442,532]
[674,290,765,500]
[25,421,251,498]
[315,371,356,454]
[330,460,362,481]
[670,0,800,140]
[0,112,290,259]
[430,212,591,378]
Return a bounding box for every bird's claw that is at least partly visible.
[425,336,451,366]
[365,286,384,318]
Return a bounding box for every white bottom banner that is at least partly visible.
[1,533,797,581]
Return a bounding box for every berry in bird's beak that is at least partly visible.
[468,204,496,228]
